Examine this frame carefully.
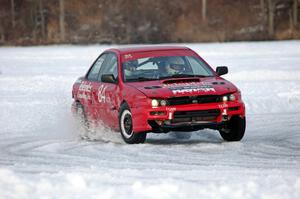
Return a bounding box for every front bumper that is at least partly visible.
[131,101,245,133]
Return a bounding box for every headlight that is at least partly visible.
[222,93,237,102]
[151,99,168,107]
[151,99,159,107]
[222,96,228,102]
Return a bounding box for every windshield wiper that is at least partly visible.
[126,77,158,82]
[159,74,212,79]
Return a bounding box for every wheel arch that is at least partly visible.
[119,100,130,112]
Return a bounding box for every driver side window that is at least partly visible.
[87,54,107,81]
[97,53,118,82]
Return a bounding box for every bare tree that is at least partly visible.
[202,0,207,22]
[260,0,265,11]
[31,0,39,42]
[293,0,298,26]
[11,0,15,28]
[0,24,4,42]
[289,7,294,35]
[260,0,268,33]
[267,0,275,36]
[39,0,45,39]
[59,0,65,41]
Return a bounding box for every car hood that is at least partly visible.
[126,77,238,98]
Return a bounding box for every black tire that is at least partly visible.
[219,116,246,141]
[119,103,147,144]
[75,102,91,139]
[76,103,88,127]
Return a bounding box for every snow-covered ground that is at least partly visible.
[0,41,300,199]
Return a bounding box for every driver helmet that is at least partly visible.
[165,56,185,75]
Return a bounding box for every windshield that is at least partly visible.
[122,56,215,82]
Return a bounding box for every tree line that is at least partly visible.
[0,0,299,45]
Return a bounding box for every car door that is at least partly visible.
[84,53,107,121]
[93,53,120,128]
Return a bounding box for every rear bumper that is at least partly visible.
[131,101,245,133]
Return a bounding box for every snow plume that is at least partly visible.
[76,119,122,143]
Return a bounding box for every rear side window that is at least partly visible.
[87,54,107,81]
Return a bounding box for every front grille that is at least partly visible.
[174,109,220,118]
[168,95,221,106]
[172,109,220,124]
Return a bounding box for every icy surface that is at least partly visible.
[0,41,300,199]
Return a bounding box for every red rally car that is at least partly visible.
[72,46,246,144]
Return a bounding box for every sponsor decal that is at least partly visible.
[77,82,92,100]
[162,82,216,94]
[168,112,173,120]
[106,96,111,104]
[222,109,228,115]
[218,104,228,108]
[162,82,211,88]
[98,85,107,103]
[166,107,177,112]
[79,82,92,92]
[124,54,133,60]
[166,107,176,120]
[77,93,91,100]
[170,85,215,94]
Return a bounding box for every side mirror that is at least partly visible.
[101,74,116,83]
[216,66,228,76]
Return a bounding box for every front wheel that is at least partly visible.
[119,103,147,144]
[219,116,246,141]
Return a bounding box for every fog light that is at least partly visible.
[152,99,159,107]
[222,96,228,102]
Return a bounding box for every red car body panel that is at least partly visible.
[72,46,245,133]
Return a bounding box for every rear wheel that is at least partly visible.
[75,102,91,139]
[119,103,147,144]
[76,103,87,125]
[219,116,246,141]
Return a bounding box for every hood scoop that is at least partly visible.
[144,86,162,89]
[162,78,200,84]
[212,81,226,85]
